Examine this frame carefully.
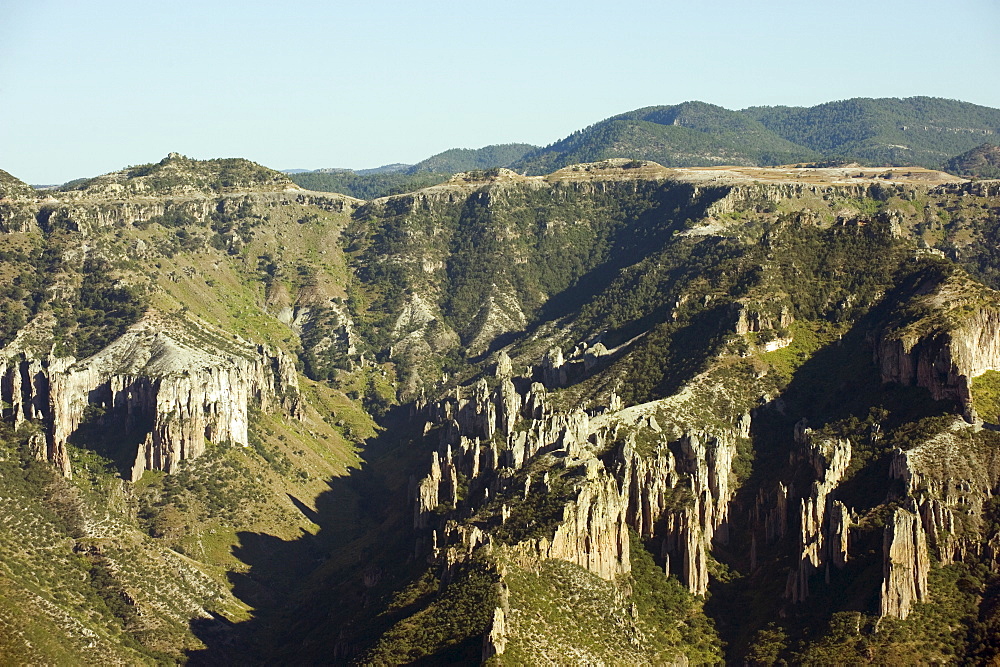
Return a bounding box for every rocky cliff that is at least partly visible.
[876,271,1000,421]
[784,423,853,603]
[4,155,1000,663]
[411,344,758,596]
[880,505,930,620]
[1,314,300,478]
[0,188,357,235]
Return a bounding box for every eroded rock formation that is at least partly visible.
[785,423,853,603]
[876,276,1000,421]
[880,506,930,620]
[0,315,299,478]
[412,351,752,595]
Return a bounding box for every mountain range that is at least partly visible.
[286,97,1000,199]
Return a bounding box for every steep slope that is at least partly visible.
[0,155,377,662]
[0,168,35,199]
[182,161,1000,664]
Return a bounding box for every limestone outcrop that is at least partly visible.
[875,275,1000,421]
[0,189,358,237]
[733,299,793,335]
[785,424,852,603]
[413,350,752,594]
[889,419,999,567]
[511,474,631,581]
[0,315,299,478]
[482,606,507,660]
[880,506,930,620]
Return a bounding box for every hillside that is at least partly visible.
[513,97,1000,175]
[288,169,451,200]
[292,98,1000,199]
[945,142,1000,179]
[511,101,821,174]
[288,144,537,199]
[0,155,369,662]
[59,152,297,197]
[0,168,35,199]
[408,143,538,173]
[2,154,1000,664]
[745,96,1000,167]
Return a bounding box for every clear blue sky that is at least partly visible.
[2,0,998,184]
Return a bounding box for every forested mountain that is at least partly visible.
[288,144,537,199]
[407,143,538,173]
[287,169,451,200]
[512,97,1000,175]
[289,97,1000,199]
[3,145,1000,664]
[945,142,1000,179]
[745,96,1000,167]
[510,101,822,174]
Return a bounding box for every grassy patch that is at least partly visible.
[972,369,1000,424]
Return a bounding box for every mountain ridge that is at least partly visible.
[282,96,1000,199]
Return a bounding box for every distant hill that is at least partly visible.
[290,97,1000,198]
[511,102,820,174]
[289,170,450,200]
[943,142,1000,179]
[59,153,294,197]
[0,168,35,199]
[745,97,1000,167]
[356,163,412,175]
[408,143,537,173]
[513,97,1000,175]
[289,144,536,199]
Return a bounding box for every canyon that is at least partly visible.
[1,154,999,663]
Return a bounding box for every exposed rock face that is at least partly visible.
[734,300,793,335]
[876,276,1000,421]
[889,419,1000,568]
[881,506,930,620]
[636,426,743,596]
[516,475,630,581]
[413,359,632,581]
[541,347,567,388]
[482,606,507,660]
[705,180,924,218]
[785,425,852,603]
[0,189,357,236]
[413,352,752,594]
[1,315,299,478]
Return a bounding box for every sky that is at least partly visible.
[1,0,998,184]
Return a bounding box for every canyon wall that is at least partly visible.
[0,317,299,479]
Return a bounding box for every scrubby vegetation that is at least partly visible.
[945,142,1000,179]
[60,153,293,196]
[363,557,499,664]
